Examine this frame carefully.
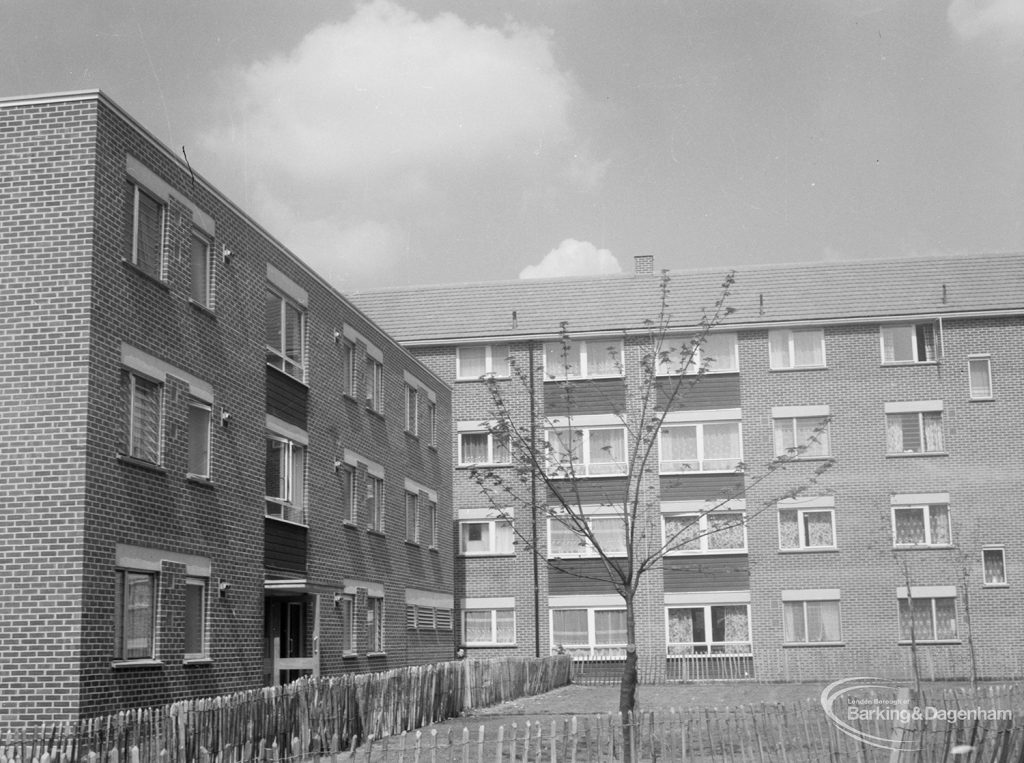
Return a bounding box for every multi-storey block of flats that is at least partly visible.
[352,250,1024,683]
[0,91,453,724]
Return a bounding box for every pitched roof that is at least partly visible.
[349,252,1024,344]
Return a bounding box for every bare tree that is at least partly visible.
[469,271,831,722]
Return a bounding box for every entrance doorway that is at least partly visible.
[263,596,318,685]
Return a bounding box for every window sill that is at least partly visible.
[969,397,995,403]
[464,643,517,649]
[666,550,748,556]
[183,656,213,665]
[779,547,838,554]
[429,546,440,553]
[186,474,215,488]
[459,553,516,559]
[892,545,954,551]
[264,513,309,528]
[983,583,1009,589]
[405,430,419,440]
[775,456,834,463]
[342,651,359,659]
[898,640,961,646]
[111,659,164,670]
[548,553,628,561]
[342,393,359,404]
[365,407,386,420]
[547,473,632,480]
[659,470,744,477]
[457,463,513,470]
[405,540,421,548]
[367,529,386,538]
[117,454,167,475]
[881,361,938,368]
[367,652,387,658]
[456,375,512,383]
[265,362,308,388]
[768,365,828,372]
[886,452,948,458]
[783,642,845,649]
[342,520,360,529]
[188,299,216,318]
[121,259,170,290]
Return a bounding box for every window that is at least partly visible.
[783,599,842,644]
[768,328,825,370]
[366,474,384,532]
[426,400,437,446]
[464,609,516,646]
[340,464,357,523]
[881,323,937,363]
[342,341,357,397]
[773,416,830,458]
[983,548,1006,586]
[127,181,164,278]
[779,508,835,550]
[405,385,418,435]
[189,231,212,307]
[460,519,514,555]
[886,410,943,454]
[123,371,163,464]
[892,504,951,547]
[365,357,384,413]
[547,426,627,476]
[184,577,208,660]
[548,515,627,557]
[187,400,211,478]
[543,339,622,379]
[457,345,510,379]
[551,608,626,653]
[664,512,746,554]
[114,570,157,661]
[898,596,957,642]
[367,597,384,652]
[426,500,437,548]
[459,430,510,466]
[666,605,750,654]
[659,332,738,375]
[338,595,355,654]
[969,356,993,399]
[265,289,305,380]
[265,435,306,523]
[659,422,741,473]
[405,492,420,544]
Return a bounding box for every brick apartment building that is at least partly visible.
[351,252,1024,683]
[0,91,453,724]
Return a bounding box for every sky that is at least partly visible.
[2,1,1022,293]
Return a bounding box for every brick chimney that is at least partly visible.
[634,255,654,276]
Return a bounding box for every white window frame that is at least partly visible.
[778,507,836,551]
[459,518,515,556]
[771,408,831,459]
[339,594,356,656]
[546,425,628,477]
[405,384,419,435]
[663,512,747,555]
[189,229,212,308]
[124,370,164,465]
[114,568,158,661]
[405,491,420,544]
[659,332,739,376]
[458,429,511,466]
[658,421,743,474]
[183,576,209,661]
[897,593,958,643]
[968,355,993,400]
[340,463,358,524]
[885,403,944,455]
[463,608,516,646]
[456,345,510,380]
[426,499,437,549]
[265,434,306,524]
[367,596,385,653]
[365,357,384,413]
[366,474,385,533]
[187,399,212,478]
[983,547,1007,587]
[880,322,939,364]
[782,596,842,645]
[543,339,624,379]
[550,607,627,655]
[891,504,952,548]
[426,400,437,446]
[768,328,826,370]
[128,181,165,279]
[665,603,752,655]
[342,340,358,397]
[547,514,627,558]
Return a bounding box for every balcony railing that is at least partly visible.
[667,642,754,681]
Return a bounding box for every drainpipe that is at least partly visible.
[530,342,541,657]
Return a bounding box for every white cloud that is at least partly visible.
[948,0,1024,43]
[519,239,622,279]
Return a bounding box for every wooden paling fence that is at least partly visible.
[0,657,572,763]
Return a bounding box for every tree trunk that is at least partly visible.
[619,594,639,762]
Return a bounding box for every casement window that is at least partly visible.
[768,328,826,370]
[114,569,157,661]
[968,356,993,399]
[265,435,306,524]
[782,595,842,644]
[659,332,739,375]
[342,341,357,397]
[666,604,750,654]
[464,608,516,646]
[547,426,627,476]
[426,400,437,446]
[365,357,384,413]
[187,400,211,478]
[366,474,385,532]
[458,430,510,466]
[772,406,830,458]
[460,519,514,555]
[426,500,437,548]
[551,608,626,652]
[659,422,742,473]
[881,322,938,364]
[338,595,355,654]
[265,288,306,380]
[457,345,510,379]
[543,339,622,379]
[664,512,746,554]
[898,592,958,643]
[778,506,836,550]
[405,492,420,544]
[892,504,951,547]
[189,230,212,308]
[405,385,418,435]
[367,596,385,652]
[123,371,163,464]
[983,548,1007,586]
[183,577,208,660]
[885,402,944,454]
[339,463,357,523]
[127,181,164,279]
[548,515,627,557]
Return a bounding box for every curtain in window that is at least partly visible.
[594,610,626,645]
[283,302,303,367]
[461,522,489,554]
[465,611,493,643]
[703,423,740,470]
[882,325,912,362]
[265,291,282,353]
[124,572,155,659]
[768,330,790,368]
[549,518,585,555]
[704,333,737,372]
[984,550,1006,584]
[129,375,161,462]
[588,342,621,376]
[190,234,209,304]
[661,426,697,471]
[546,428,578,473]
[589,429,626,474]
[184,580,205,655]
[773,420,795,455]
[894,508,926,544]
[922,412,943,451]
[544,341,581,378]
[667,608,698,646]
[795,417,828,456]
[495,610,515,643]
[187,404,210,476]
[707,513,744,549]
[665,515,701,551]
[793,330,823,366]
[712,605,749,651]
[778,510,799,549]
[552,609,588,645]
[899,599,935,641]
[265,439,285,499]
[886,414,913,453]
[969,359,991,397]
[805,600,841,642]
[782,602,805,642]
[928,505,950,544]
[460,433,489,464]
[917,324,936,361]
[458,347,487,377]
[493,521,514,553]
[933,598,957,640]
[590,517,627,554]
[135,189,162,277]
[803,511,833,547]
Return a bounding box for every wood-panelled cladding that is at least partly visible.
[544,378,626,417]
[547,558,625,596]
[660,473,745,502]
[656,374,740,411]
[663,555,749,592]
[266,365,308,428]
[264,517,308,576]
